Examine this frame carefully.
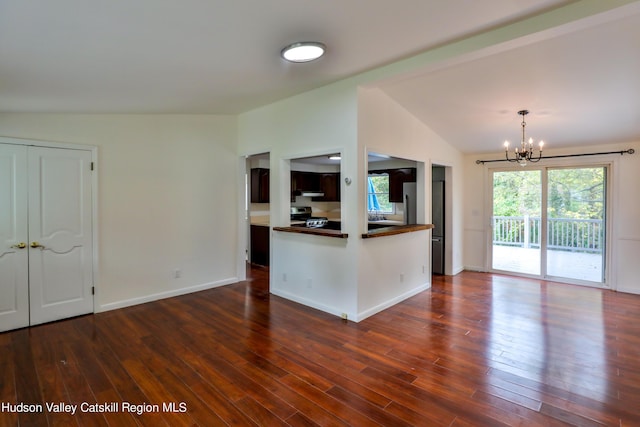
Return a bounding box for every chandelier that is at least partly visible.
[504,110,544,166]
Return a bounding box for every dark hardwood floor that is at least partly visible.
[2,266,640,426]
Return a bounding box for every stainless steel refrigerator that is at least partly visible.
[402,182,417,225]
[432,169,445,275]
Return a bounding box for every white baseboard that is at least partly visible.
[96,277,238,313]
[269,289,350,320]
[356,282,431,322]
[452,265,465,275]
[273,283,432,323]
[463,265,486,273]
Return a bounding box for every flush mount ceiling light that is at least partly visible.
[281,42,326,63]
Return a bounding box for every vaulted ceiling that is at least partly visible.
[1,0,639,153]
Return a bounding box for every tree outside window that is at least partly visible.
[368,173,393,213]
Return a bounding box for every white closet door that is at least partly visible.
[28,146,94,326]
[0,145,29,332]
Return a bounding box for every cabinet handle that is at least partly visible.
[11,242,27,249]
[30,241,46,249]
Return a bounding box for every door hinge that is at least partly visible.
[90,162,95,171]
[92,286,95,295]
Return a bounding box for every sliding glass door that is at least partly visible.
[546,167,605,282]
[491,165,607,285]
[492,170,541,275]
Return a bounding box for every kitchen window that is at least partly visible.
[368,173,394,214]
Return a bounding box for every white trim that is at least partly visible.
[452,266,465,275]
[356,282,431,322]
[97,277,238,313]
[430,160,454,275]
[483,154,615,288]
[271,283,432,323]
[0,135,95,152]
[237,155,249,282]
[270,289,350,320]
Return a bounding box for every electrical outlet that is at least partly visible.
[422,265,425,274]
[400,273,404,283]
[174,269,182,279]
[307,278,313,289]
[283,273,287,282]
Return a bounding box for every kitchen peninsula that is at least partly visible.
[362,223,433,238]
[273,225,348,238]
[274,222,433,239]
[247,150,434,323]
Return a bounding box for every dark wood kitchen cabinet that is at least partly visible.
[312,173,341,201]
[250,168,269,203]
[291,171,320,192]
[388,168,416,202]
[250,225,269,266]
[290,171,341,201]
[291,171,319,201]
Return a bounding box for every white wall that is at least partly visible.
[0,113,239,311]
[238,77,468,322]
[0,0,625,322]
[357,87,466,319]
[239,81,361,319]
[465,141,640,293]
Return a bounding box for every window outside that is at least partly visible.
[368,174,393,214]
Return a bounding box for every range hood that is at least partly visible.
[299,190,324,197]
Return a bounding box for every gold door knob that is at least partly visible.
[30,241,45,249]
[11,242,27,249]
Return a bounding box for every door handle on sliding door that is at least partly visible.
[11,242,27,249]
[30,241,46,249]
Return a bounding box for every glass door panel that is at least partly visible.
[546,167,605,283]
[492,170,541,275]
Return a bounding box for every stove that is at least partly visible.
[304,217,329,228]
[290,206,328,228]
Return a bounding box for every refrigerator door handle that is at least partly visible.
[405,194,409,225]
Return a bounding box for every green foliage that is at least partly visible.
[493,170,541,217]
[493,167,605,220]
[368,174,392,213]
[369,174,389,193]
[547,168,604,220]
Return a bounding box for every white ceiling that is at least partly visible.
[378,5,640,153]
[1,0,639,154]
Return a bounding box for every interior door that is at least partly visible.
[0,145,29,332]
[28,147,94,326]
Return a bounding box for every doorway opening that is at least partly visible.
[431,164,453,276]
[246,153,271,271]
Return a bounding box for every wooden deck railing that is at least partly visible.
[492,216,603,253]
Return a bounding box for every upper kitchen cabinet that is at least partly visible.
[290,154,342,202]
[250,168,270,203]
[388,168,416,202]
[313,173,341,202]
[291,171,320,195]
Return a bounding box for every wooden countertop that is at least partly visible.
[273,223,433,239]
[362,223,433,239]
[273,226,348,239]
